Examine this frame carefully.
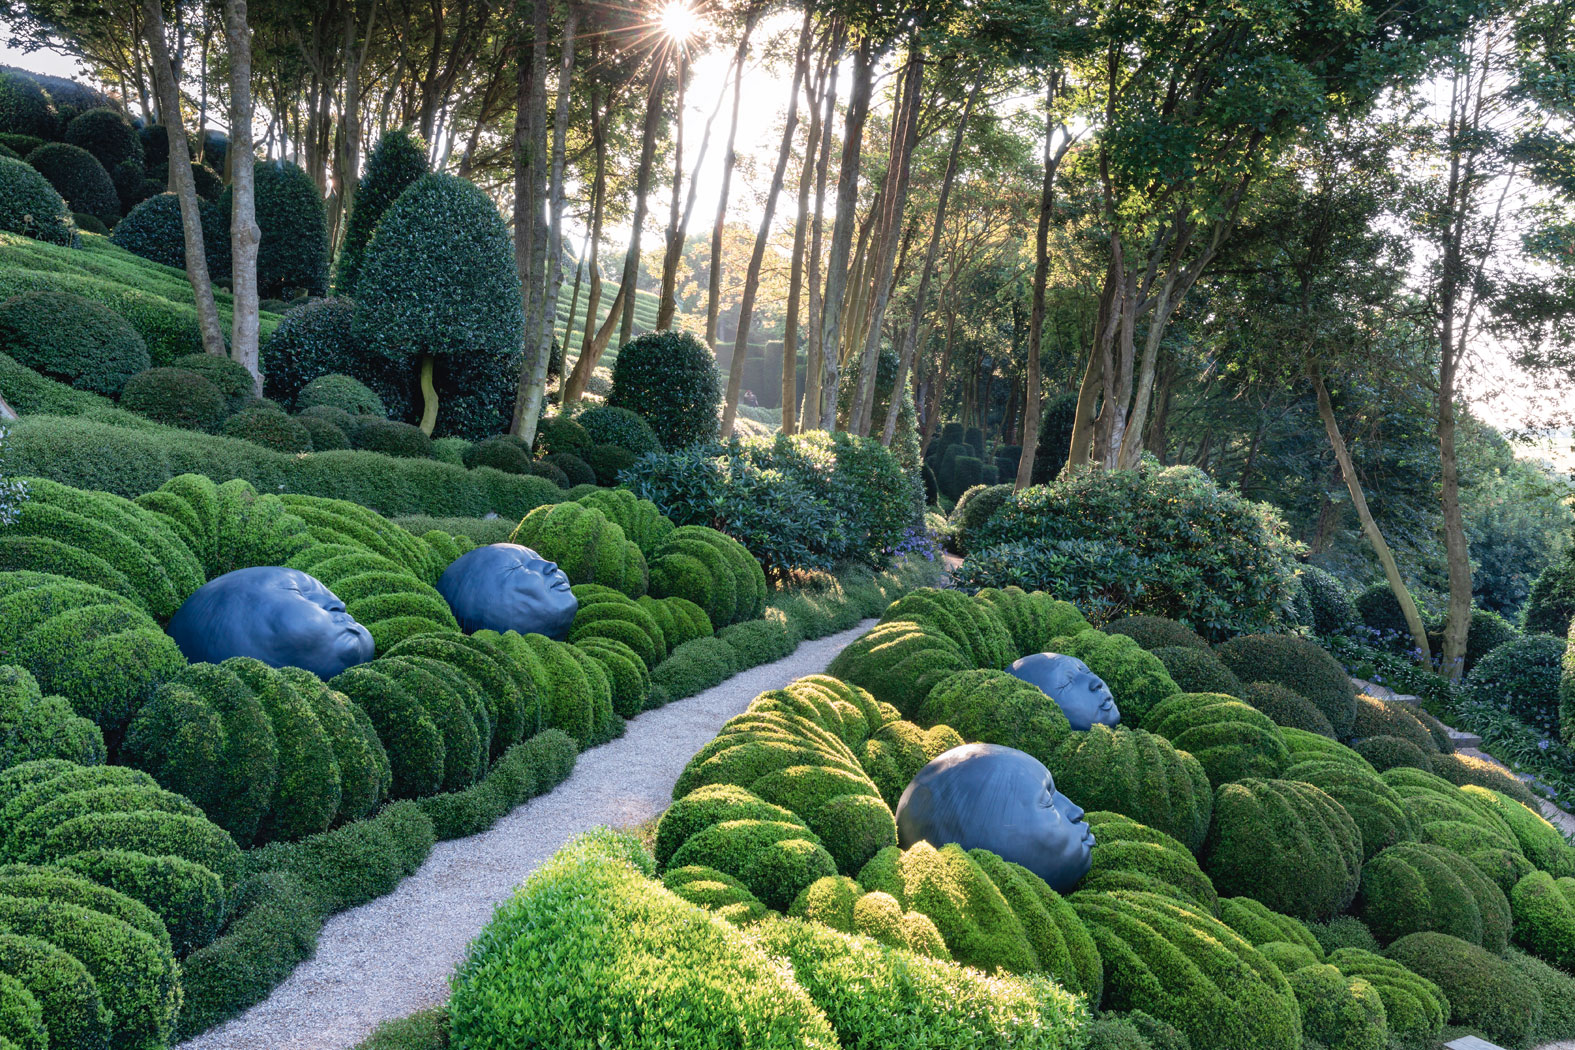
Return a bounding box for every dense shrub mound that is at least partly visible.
[1235,680,1334,736]
[947,483,1013,555]
[1465,633,1565,736]
[607,329,721,449]
[1080,812,1217,911]
[1203,778,1362,922]
[1107,615,1210,652]
[1379,766,1523,855]
[1142,693,1289,785]
[879,588,1015,669]
[534,415,593,457]
[1283,758,1414,860]
[568,584,665,671]
[574,488,674,556]
[121,366,228,430]
[512,502,648,597]
[1069,888,1301,1050]
[1524,552,1575,635]
[826,620,972,716]
[299,373,385,417]
[1464,785,1575,874]
[1324,947,1447,1048]
[333,127,427,296]
[222,406,313,453]
[170,352,255,412]
[25,143,117,225]
[385,632,536,759]
[1215,634,1358,737]
[63,107,141,171]
[647,524,765,626]
[1149,645,1244,697]
[1046,631,1180,724]
[0,156,73,244]
[1216,896,1322,955]
[919,669,1073,767]
[1050,725,1212,852]
[0,73,54,139]
[1299,566,1357,635]
[857,717,964,808]
[219,159,329,296]
[1386,932,1541,1047]
[1351,693,1436,752]
[1509,870,1575,970]
[134,474,311,580]
[0,289,148,395]
[260,297,405,415]
[0,664,104,768]
[1357,841,1511,951]
[111,192,228,275]
[973,586,1090,657]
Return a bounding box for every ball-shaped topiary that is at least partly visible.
[1215,634,1357,738]
[1149,645,1245,697]
[63,107,141,171]
[463,435,533,474]
[1286,963,1387,1050]
[0,665,104,769]
[879,588,1016,671]
[260,297,408,415]
[576,488,675,556]
[1508,869,1575,971]
[221,405,313,453]
[1465,633,1566,736]
[0,290,149,396]
[826,620,972,718]
[332,127,428,296]
[1353,734,1434,773]
[1049,725,1213,852]
[298,373,385,417]
[1300,565,1357,636]
[120,366,227,430]
[0,156,72,245]
[218,159,329,297]
[109,191,224,272]
[0,927,112,1050]
[1284,758,1413,860]
[1357,841,1511,951]
[648,525,765,627]
[0,73,54,139]
[1237,680,1335,737]
[947,483,1014,556]
[350,417,433,459]
[1080,812,1218,910]
[1385,931,1540,1047]
[973,588,1090,659]
[918,669,1073,769]
[586,443,636,486]
[1141,692,1290,785]
[607,330,721,449]
[1203,778,1363,921]
[352,172,523,441]
[1106,615,1210,652]
[575,403,662,457]
[533,415,593,456]
[513,502,649,597]
[546,452,595,488]
[24,143,117,225]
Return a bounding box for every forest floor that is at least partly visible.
[175,619,880,1050]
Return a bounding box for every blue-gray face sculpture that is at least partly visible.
[166,566,376,680]
[1007,652,1119,731]
[895,742,1094,892]
[437,542,578,640]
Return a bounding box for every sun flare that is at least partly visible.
[657,0,700,42]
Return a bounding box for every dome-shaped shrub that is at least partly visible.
[1385,932,1539,1048]
[1357,841,1511,951]
[298,373,385,417]
[0,290,149,396]
[0,927,112,1050]
[575,488,675,556]
[826,620,972,717]
[110,192,226,274]
[0,156,72,244]
[1284,758,1413,860]
[1524,552,1575,635]
[1238,680,1335,737]
[350,417,433,458]
[1351,693,1437,752]
[857,719,964,808]
[1463,785,1574,874]
[119,366,226,430]
[332,127,428,296]
[260,297,407,415]
[1215,634,1357,737]
[1149,645,1244,696]
[1353,734,1433,773]
[1203,778,1363,921]
[352,172,523,441]
[569,586,666,670]
[1355,584,1413,640]
[972,587,1089,658]
[879,588,1015,670]
[1081,812,1218,909]
[1216,895,1323,954]
[1050,725,1212,852]
[0,73,54,139]
[585,442,636,486]
[168,352,255,412]
[1325,947,1447,1048]
[1107,614,1209,651]
[1465,633,1566,736]
[463,435,532,474]
[1046,630,1181,724]
[1286,963,1387,1050]
[513,502,648,597]
[1300,566,1357,636]
[1141,692,1289,785]
[221,405,313,453]
[575,403,661,456]
[1069,888,1301,1050]
[919,669,1072,768]
[0,665,104,769]
[607,330,721,449]
[24,143,117,225]
[533,414,593,456]
[947,483,1014,556]
[1508,869,1575,970]
[219,159,328,297]
[546,452,595,487]
[648,525,764,626]
[63,107,140,171]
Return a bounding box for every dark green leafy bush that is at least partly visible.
[0,665,104,769]
[920,669,1072,768]
[110,192,227,274]
[0,74,54,139]
[1238,681,1335,737]
[219,159,329,296]
[607,330,720,449]
[1215,634,1358,738]
[55,848,226,956]
[1203,778,1362,921]
[575,403,661,456]
[333,127,427,296]
[298,373,385,417]
[972,587,1089,658]
[1385,932,1540,1047]
[294,413,348,450]
[545,452,594,487]
[120,366,227,430]
[221,406,313,453]
[947,483,1013,555]
[349,417,432,459]
[462,435,531,474]
[261,298,409,415]
[1464,633,1565,736]
[648,636,740,707]
[1149,645,1244,697]
[0,928,109,1050]
[63,107,140,171]
[1049,725,1212,852]
[1524,552,1575,635]
[0,290,148,396]
[0,156,72,245]
[169,352,255,411]
[1107,615,1209,651]
[1299,565,1357,636]
[585,442,635,485]
[24,143,116,225]
[1358,841,1511,951]
[533,415,592,456]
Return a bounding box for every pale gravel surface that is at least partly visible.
[178,619,878,1050]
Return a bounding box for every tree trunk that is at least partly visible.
[1017,75,1067,488]
[920,307,957,455]
[719,12,811,439]
[656,53,687,331]
[883,73,980,446]
[513,2,577,445]
[509,0,547,435]
[223,0,262,392]
[1312,369,1431,662]
[561,75,607,408]
[140,0,228,360]
[800,25,842,431]
[816,35,873,430]
[706,12,757,347]
[782,47,830,436]
[617,63,669,347]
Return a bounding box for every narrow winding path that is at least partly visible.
[178,619,879,1050]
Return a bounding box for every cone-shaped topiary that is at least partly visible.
[1050,725,1213,852]
[217,159,329,296]
[333,127,428,295]
[1141,692,1289,786]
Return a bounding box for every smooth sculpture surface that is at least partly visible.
[1007,652,1120,731]
[437,542,578,640]
[896,742,1094,892]
[166,566,376,680]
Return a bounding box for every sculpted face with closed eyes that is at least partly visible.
[436,542,578,640]
[1007,652,1120,731]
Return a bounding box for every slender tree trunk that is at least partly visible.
[1312,369,1431,661]
[561,78,607,408]
[706,12,757,347]
[656,53,687,330]
[223,0,261,392]
[800,25,842,431]
[883,73,980,445]
[617,62,669,347]
[920,308,957,455]
[816,35,873,430]
[140,0,228,359]
[1018,75,1069,488]
[513,3,577,444]
[782,48,829,435]
[719,12,811,438]
[509,0,547,435]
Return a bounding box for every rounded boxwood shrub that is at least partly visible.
[1353,734,1434,773]
[1069,888,1300,1050]
[1351,693,1436,752]
[1385,931,1540,1047]
[964,849,1103,998]
[947,483,1014,556]
[546,452,594,488]
[0,290,149,396]
[1215,634,1357,738]
[972,588,1090,659]
[1141,692,1289,785]
[663,864,769,926]
[1509,869,1575,970]
[919,669,1072,768]
[655,784,803,868]
[120,366,227,430]
[1355,584,1413,640]
[1283,758,1413,860]
[333,127,428,296]
[1080,812,1218,910]
[329,663,444,798]
[260,297,408,415]
[219,159,328,296]
[352,172,523,441]
[350,417,433,459]
[110,192,226,274]
[858,719,965,809]
[0,665,104,769]
[1465,633,1565,736]
[529,458,568,487]
[463,435,532,474]
[533,415,592,457]
[1325,947,1447,1048]
[55,848,226,956]
[575,403,661,456]
[1216,895,1323,955]
[568,588,666,669]
[221,657,340,842]
[23,143,116,225]
[1202,778,1363,921]
[585,442,635,486]
[1506,946,1575,1048]
[1236,680,1334,737]
[1,781,203,861]
[879,588,1015,670]
[0,73,54,139]
[576,488,675,556]
[0,930,110,1050]
[63,107,140,171]
[295,413,348,450]
[607,330,721,450]
[1524,553,1575,635]
[1357,841,1511,951]
[169,352,255,411]
[1045,630,1181,725]
[668,817,837,912]
[1049,725,1212,852]
[221,405,313,453]
[1286,963,1387,1050]
[382,633,528,757]
[514,502,648,597]
[647,525,766,624]
[1299,566,1356,636]
[826,620,972,717]
[298,373,385,417]
[1464,785,1574,874]
[1107,614,1210,652]
[1149,645,1244,697]
[0,156,72,245]
[275,666,389,822]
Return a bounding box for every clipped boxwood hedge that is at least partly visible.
[1215,635,1357,738]
[1141,692,1289,786]
[1050,725,1212,853]
[1357,841,1511,951]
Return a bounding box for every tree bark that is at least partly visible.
[1312,369,1431,662]
[509,0,548,436]
[816,35,874,430]
[222,0,262,392]
[719,11,811,439]
[781,46,830,435]
[706,11,758,347]
[141,0,228,360]
[561,72,607,408]
[656,53,687,330]
[617,61,669,347]
[1019,74,1069,488]
[800,25,842,432]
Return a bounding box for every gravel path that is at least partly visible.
[178,619,878,1050]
